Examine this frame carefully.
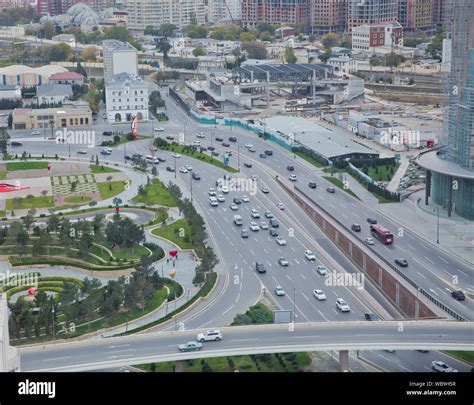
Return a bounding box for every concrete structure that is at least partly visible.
[241,0,310,28]
[49,71,85,86]
[105,72,149,123]
[352,22,403,54]
[348,0,398,31]
[0,25,25,38]
[441,37,452,72]
[274,26,296,39]
[327,55,357,77]
[12,100,92,130]
[208,0,241,23]
[37,0,107,16]
[311,0,347,35]
[0,65,68,88]
[37,84,73,105]
[102,40,138,83]
[126,0,206,31]
[0,84,21,101]
[398,0,435,33]
[197,57,227,74]
[52,33,77,47]
[0,294,20,372]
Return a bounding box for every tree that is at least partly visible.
[370,56,380,66]
[319,49,332,63]
[81,46,97,62]
[240,32,256,42]
[308,34,316,43]
[322,33,338,49]
[104,26,129,42]
[32,237,45,256]
[41,43,72,63]
[0,127,9,157]
[241,42,267,59]
[156,39,172,60]
[40,22,56,40]
[256,23,274,35]
[192,47,206,57]
[75,62,87,78]
[426,27,444,59]
[284,45,297,64]
[159,23,177,37]
[47,214,61,233]
[183,24,208,39]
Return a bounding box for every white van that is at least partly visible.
[209,197,218,207]
[233,215,243,226]
[146,155,154,162]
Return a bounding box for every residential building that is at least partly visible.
[327,55,357,76]
[52,33,77,47]
[37,84,73,106]
[105,72,149,123]
[49,71,85,86]
[348,0,398,31]
[36,0,107,16]
[274,26,296,39]
[102,40,138,83]
[126,0,206,31]
[311,0,347,35]
[197,56,227,74]
[352,22,403,54]
[208,0,241,23]
[241,0,310,28]
[12,100,92,130]
[398,0,435,33]
[0,26,25,38]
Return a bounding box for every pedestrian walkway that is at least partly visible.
[387,156,409,192]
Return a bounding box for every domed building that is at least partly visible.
[66,3,100,25]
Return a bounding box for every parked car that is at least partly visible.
[11,141,23,147]
[171,153,181,158]
[278,257,289,266]
[276,236,287,245]
[228,136,237,142]
[289,174,297,181]
[197,330,222,342]
[31,130,40,135]
[244,162,252,168]
[154,127,164,132]
[242,195,250,202]
[233,197,242,204]
[275,286,285,296]
[269,218,279,228]
[261,187,270,194]
[451,290,465,301]
[192,172,201,180]
[269,228,279,237]
[196,132,206,138]
[286,165,294,171]
[77,149,87,154]
[102,131,113,136]
[259,221,269,230]
[241,228,249,238]
[277,203,285,210]
[222,142,230,147]
[365,237,375,245]
[395,258,408,267]
[211,151,219,157]
[264,149,273,155]
[178,341,202,352]
[367,217,377,224]
[255,262,266,273]
[259,153,267,158]
[364,313,380,321]
[249,222,260,231]
[166,166,175,172]
[316,265,328,276]
[124,154,132,160]
[216,194,225,202]
[230,203,238,211]
[431,361,457,373]
[264,211,273,218]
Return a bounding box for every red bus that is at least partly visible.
[370,224,394,245]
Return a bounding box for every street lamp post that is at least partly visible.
[237,145,241,172]
[51,306,55,340]
[211,132,214,149]
[174,156,177,178]
[436,207,440,244]
[190,170,193,202]
[293,287,296,323]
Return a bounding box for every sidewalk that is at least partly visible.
[387,156,410,192]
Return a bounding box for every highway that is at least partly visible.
[19,321,474,372]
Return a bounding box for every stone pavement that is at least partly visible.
[387,156,410,192]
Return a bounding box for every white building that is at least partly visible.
[208,0,241,24]
[327,56,357,77]
[105,72,149,123]
[0,25,25,38]
[52,33,77,47]
[102,40,138,83]
[36,84,73,106]
[0,85,21,102]
[126,0,206,31]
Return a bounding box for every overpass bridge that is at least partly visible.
[18,321,473,372]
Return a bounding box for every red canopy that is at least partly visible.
[169,250,178,257]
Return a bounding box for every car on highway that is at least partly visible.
[208,188,217,196]
[179,167,188,173]
[100,147,112,155]
[286,165,294,171]
[261,187,270,194]
[197,330,222,342]
[255,262,266,273]
[154,127,165,131]
[259,153,267,158]
[308,182,317,189]
[367,217,378,224]
[249,222,260,231]
[207,146,215,151]
[166,166,175,172]
[184,164,192,171]
[11,141,23,147]
[245,143,253,148]
[327,187,336,193]
[365,237,375,245]
[124,154,132,160]
[395,258,408,267]
[289,174,297,182]
[222,142,230,147]
[193,140,201,146]
[305,250,316,261]
[196,132,206,138]
[277,203,285,210]
[228,136,237,142]
[102,131,113,136]
[209,197,218,207]
[251,209,260,218]
[241,228,249,238]
[278,257,289,266]
[242,195,250,202]
[77,149,87,154]
[171,153,181,158]
[431,361,457,373]
[316,265,328,276]
[157,157,166,162]
[31,130,40,135]
[216,194,225,202]
[264,149,273,156]
[269,218,279,228]
[233,215,243,225]
[166,136,174,140]
[233,197,242,204]
[275,286,285,296]
[244,162,252,168]
[336,298,350,312]
[364,313,380,321]
[215,136,223,142]
[276,236,287,246]
[259,221,269,230]
[451,290,465,301]
[351,224,361,232]
[230,203,238,211]
[192,172,201,180]
[269,228,279,237]
[264,211,273,218]
[249,147,256,152]
[313,289,327,301]
[211,151,219,156]
[178,341,203,352]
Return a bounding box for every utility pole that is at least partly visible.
[51,306,55,340]
[237,145,240,172]
[293,287,296,322]
[190,170,193,202]
[436,207,440,244]
[174,156,177,178]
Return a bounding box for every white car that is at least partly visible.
[171,153,181,158]
[197,329,222,342]
[251,175,258,181]
[249,147,256,152]
[276,236,287,246]
[245,143,253,148]
[193,140,200,145]
[289,174,297,181]
[316,265,328,276]
[221,186,229,194]
[277,203,285,210]
[365,237,375,245]
[77,149,87,154]
[305,250,316,261]
[208,188,216,196]
[242,195,250,202]
[259,221,269,230]
[251,209,260,218]
[184,165,192,171]
[275,286,285,296]
[179,167,188,173]
[336,298,350,312]
[249,221,260,231]
[154,127,164,131]
[261,187,270,194]
[431,361,457,373]
[278,257,289,266]
[196,132,206,138]
[31,130,40,135]
[313,289,327,301]
[230,203,238,211]
[216,194,225,202]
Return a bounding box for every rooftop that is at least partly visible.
[49,71,84,81]
[37,84,73,97]
[417,149,474,180]
[106,72,148,89]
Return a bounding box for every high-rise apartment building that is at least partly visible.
[102,40,138,83]
[208,0,242,24]
[36,0,107,16]
[398,0,434,33]
[311,0,347,35]
[126,0,206,31]
[241,0,310,28]
[348,0,398,31]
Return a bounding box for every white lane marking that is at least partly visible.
[291,335,321,339]
[438,256,449,264]
[421,243,430,250]
[416,271,426,279]
[294,259,300,264]
[229,338,259,342]
[424,256,434,264]
[301,274,306,280]
[267,261,272,267]
[302,293,309,302]
[107,354,134,359]
[429,288,439,296]
[249,249,255,256]
[105,349,136,354]
[408,245,416,251]
[457,268,469,277]
[397,246,406,253]
[398,364,411,372]
[286,274,292,281]
[317,309,330,322]
[377,354,393,362]
[264,248,269,254]
[107,344,130,349]
[290,247,296,253]
[222,305,234,315]
[406,233,414,240]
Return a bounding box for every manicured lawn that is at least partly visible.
[6,162,49,171]
[322,176,361,201]
[444,351,474,363]
[134,179,177,207]
[64,195,92,204]
[89,164,120,174]
[106,244,150,261]
[97,181,125,199]
[294,151,325,168]
[6,196,54,210]
[0,172,5,180]
[0,211,5,217]
[366,164,399,182]
[151,218,193,250]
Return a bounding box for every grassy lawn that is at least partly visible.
[0,211,5,217]
[106,243,150,261]
[64,195,92,204]
[97,181,126,199]
[151,218,193,250]
[163,143,238,173]
[6,196,54,210]
[0,172,5,180]
[444,351,474,364]
[134,179,177,207]
[294,151,325,168]
[89,164,120,174]
[322,176,361,201]
[6,162,49,171]
[366,164,399,182]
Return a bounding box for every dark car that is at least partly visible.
[222,142,230,147]
[269,228,279,237]
[308,182,317,189]
[102,131,113,136]
[351,224,361,232]
[192,172,201,180]
[11,141,23,147]
[207,146,215,151]
[166,136,174,140]
[124,154,132,160]
[286,165,295,171]
[264,149,273,156]
[326,187,336,193]
[270,218,279,228]
[211,151,219,156]
[215,137,223,142]
[157,157,166,162]
[166,166,175,172]
[367,217,378,224]
[259,153,267,158]
[364,313,380,321]
[244,162,252,168]
[228,136,237,142]
[451,290,465,301]
[132,152,143,159]
[255,262,266,274]
[395,258,408,267]
[233,197,242,204]
[200,147,207,151]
